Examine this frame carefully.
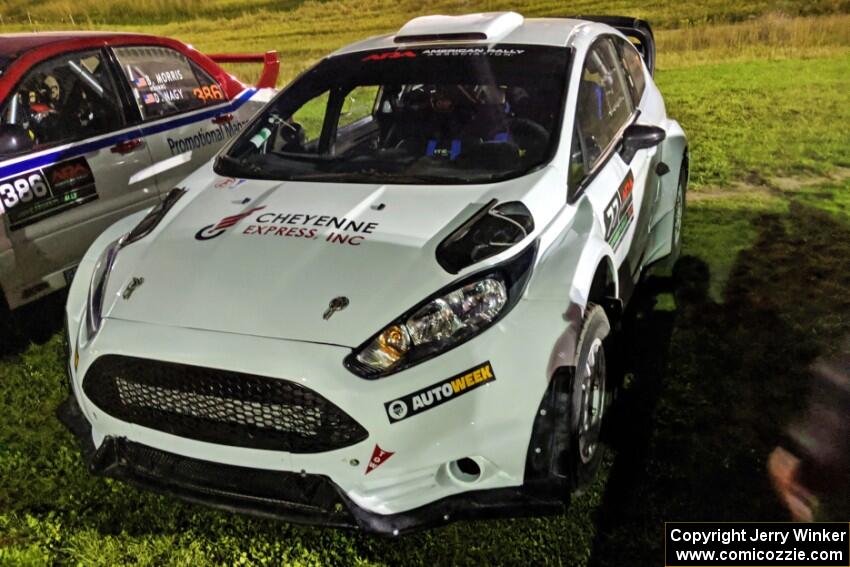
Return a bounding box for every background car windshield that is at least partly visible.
[218,45,569,184]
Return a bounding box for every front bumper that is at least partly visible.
[64,289,579,532]
[58,395,566,535]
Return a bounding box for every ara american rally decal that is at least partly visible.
[0,157,98,230]
[384,362,496,424]
[603,170,635,251]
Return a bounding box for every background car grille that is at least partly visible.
[82,355,368,452]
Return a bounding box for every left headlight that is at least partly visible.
[346,242,537,378]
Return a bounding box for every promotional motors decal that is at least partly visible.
[604,170,635,251]
[365,444,395,475]
[166,118,249,156]
[0,157,98,230]
[196,208,381,246]
[385,362,496,424]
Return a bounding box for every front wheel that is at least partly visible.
[569,303,612,491]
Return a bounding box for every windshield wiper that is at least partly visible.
[288,170,476,184]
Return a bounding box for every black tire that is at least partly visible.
[569,303,612,491]
[0,288,12,351]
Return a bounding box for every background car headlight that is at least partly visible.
[84,236,123,342]
[347,243,536,378]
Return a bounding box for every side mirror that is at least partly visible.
[619,123,665,163]
[0,124,35,157]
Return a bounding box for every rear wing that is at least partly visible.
[207,51,280,89]
[571,16,655,75]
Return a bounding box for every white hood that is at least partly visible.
[103,166,564,347]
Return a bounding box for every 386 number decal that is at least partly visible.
[0,172,49,212]
[0,157,98,229]
[193,84,224,102]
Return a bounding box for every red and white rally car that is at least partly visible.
[0,32,277,317]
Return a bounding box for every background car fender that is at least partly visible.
[644,118,687,265]
[524,197,617,372]
[65,209,150,336]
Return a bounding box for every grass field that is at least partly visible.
[2,2,850,565]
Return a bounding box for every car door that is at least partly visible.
[111,45,252,193]
[0,48,158,308]
[612,36,659,275]
[567,37,642,295]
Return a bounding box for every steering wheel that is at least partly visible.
[508,118,550,160]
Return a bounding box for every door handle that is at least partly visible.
[111,138,144,154]
[212,113,233,125]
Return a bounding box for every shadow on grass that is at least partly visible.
[590,200,850,566]
[0,290,67,358]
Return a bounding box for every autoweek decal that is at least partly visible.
[603,170,635,251]
[384,362,496,424]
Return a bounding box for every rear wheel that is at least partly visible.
[569,303,612,491]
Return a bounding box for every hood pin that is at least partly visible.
[122,277,144,299]
[323,296,349,320]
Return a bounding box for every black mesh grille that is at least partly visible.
[83,355,368,452]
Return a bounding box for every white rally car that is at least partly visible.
[61,13,687,535]
[0,32,277,318]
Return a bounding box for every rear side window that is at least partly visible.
[617,38,646,104]
[575,37,634,167]
[113,46,225,120]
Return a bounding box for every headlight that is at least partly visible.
[346,242,537,378]
[84,236,123,342]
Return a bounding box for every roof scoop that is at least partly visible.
[394,12,524,44]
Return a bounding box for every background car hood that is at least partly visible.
[103,167,562,347]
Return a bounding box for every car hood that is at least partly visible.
[104,165,564,347]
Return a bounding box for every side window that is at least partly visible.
[616,38,646,104]
[290,91,330,145]
[113,46,225,121]
[0,49,124,156]
[338,86,378,129]
[575,38,635,168]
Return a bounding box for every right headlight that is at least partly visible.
[81,188,185,344]
[345,242,537,378]
[84,236,123,343]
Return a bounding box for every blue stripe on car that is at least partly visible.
[0,88,257,180]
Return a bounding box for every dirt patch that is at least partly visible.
[690,168,850,203]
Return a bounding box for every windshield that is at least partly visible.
[217,45,569,184]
